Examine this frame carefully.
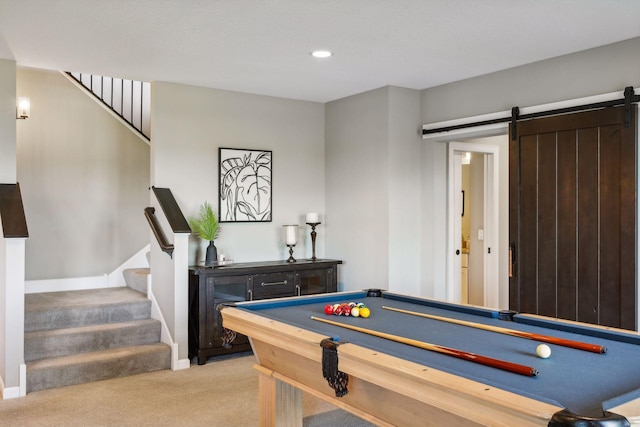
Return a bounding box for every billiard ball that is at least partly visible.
[341,303,350,316]
[351,307,360,317]
[359,307,371,318]
[536,344,551,359]
[324,304,334,315]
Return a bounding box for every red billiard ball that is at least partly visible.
[341,303,350,316]
[324,304,334,315]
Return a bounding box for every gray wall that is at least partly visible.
[326,86,422,293]
[326,88,389,290]
[0,59,16,183]
[150,82,326,341]
[422,37,640,124]
[0,58,17,392]
[151,82,326,266]
[16,68,150,280]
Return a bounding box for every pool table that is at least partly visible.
[220,290,640,426]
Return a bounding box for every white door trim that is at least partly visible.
[447,143,499,308]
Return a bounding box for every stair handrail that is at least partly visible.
[0,183,29,238]
[146,186,191,258]
[144,207,173,257]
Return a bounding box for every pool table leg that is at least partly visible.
[257,365,302,427]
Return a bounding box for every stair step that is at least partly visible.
[26,343,171,393]
[25,287,151,332]
[123,268,150,294]
[24,319,162,362]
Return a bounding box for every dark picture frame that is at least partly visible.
[219,148,272,222]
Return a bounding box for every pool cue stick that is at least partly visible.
[382,306,607,354]
[311,316,538,377]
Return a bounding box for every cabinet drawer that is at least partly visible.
[252,272,295,299]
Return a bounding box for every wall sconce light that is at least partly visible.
[461,152,471,165]
[17,97,30,119]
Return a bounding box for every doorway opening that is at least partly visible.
[447,141,500,308]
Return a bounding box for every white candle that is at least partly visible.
[285,225,297,245]
[306,212,318,223]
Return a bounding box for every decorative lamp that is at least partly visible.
[283,224,298,263]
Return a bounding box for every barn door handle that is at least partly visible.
[509,243,516,277]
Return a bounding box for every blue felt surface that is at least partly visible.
[238,291,640,418]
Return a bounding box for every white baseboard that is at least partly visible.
[1,386,21,399]
[107,245,150,286]
[25,275,112,294]
[147,277,189,371]
[20,364,26,397]
[25,245,150,294]
[0,371,22,399]
[172,343,190,371]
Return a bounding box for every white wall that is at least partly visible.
[420,38,640,308]
[16,68,150,281]
[326,86,422,293]
[0,237,25,397]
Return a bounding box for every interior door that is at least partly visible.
[509,105,636,329]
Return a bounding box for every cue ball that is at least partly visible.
[536,344,551,358]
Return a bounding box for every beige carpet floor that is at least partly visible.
[0,353,375,426]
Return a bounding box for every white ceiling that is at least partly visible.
[1,0,639,103]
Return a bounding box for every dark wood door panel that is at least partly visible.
[556,129,577,321]
[517,134,539,314]
[576,127,599,325]
[517,106,624,135]
[537,132,558,318]
[510,105,636,330]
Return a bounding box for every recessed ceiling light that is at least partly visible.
[311,50,332,58]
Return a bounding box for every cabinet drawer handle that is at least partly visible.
[261,280,287,287]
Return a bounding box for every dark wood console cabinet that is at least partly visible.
[188,259,342,364]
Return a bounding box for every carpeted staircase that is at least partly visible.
[24,275,170,393]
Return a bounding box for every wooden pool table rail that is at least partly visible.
[222,306,570,426]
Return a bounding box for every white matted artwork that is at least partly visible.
[219,147,272,222]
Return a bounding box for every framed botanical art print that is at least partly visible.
[219,148,272,222]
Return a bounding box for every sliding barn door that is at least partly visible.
[509,106,637,330]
